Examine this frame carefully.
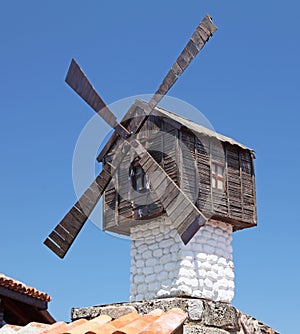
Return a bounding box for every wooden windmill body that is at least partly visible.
[44,14,257,303]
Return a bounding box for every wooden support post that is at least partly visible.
[0,298,4,328]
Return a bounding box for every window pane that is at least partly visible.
[212,163,216,173]
[217,180,224,190]
[217,165,223,176]
[212,177,216,188]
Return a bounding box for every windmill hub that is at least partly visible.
[130,217,234,302]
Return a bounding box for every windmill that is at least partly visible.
[44,14,218,259]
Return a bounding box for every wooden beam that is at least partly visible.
[0,286,47,310]
[0,298,4,328]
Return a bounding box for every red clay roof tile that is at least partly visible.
[0,274,51,302]
[138,308,187,334]
[63,315,111,334]
[0,308,187,334]
[87,312,140,334]
[114,309,165,334]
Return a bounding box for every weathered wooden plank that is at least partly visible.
[54,224,74,243]
[48,231,69,251]
[44,238,64,259]
[177,212,206,244]
[65,59,117,128]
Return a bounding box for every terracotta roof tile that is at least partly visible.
[42,319,88,334]
[114,309,165,334]
[138,308,187,334]
[87,313,140,334]
[0,309,187,334]
[63,315,111,334]
[0,274,51,302]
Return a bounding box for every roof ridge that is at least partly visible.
[0,273,51,302]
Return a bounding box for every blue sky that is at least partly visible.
[0,1,299,333]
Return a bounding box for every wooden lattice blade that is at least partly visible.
[65,59,118,128]
[44,141,131,258]
[130,139,207,244]
[144,14,217,114]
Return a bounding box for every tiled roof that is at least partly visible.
[0,308,187,334]
[0,274,51,302]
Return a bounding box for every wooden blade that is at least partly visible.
[96,14,217,162]
[130,139,207,244]
[43,139,132,258]
[145,14,217,114]
[65,59,118,128]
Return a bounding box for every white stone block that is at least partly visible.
[130,249,137,257]
[153,248,162,257]
[154,264,163,273]
[170,244,179,253]
[202,289,214,300]
[148,243,159,250]
[165,262,177,272]
[197,269,207,278]
[201,261,212,271]
[201,230,211,239]
[180,259,194,268]
[160,253,172,264]
[152,228,160,236]
[155,235,164,242]
[207,270,218,282]
[177,285,192,296]
[218,257,228,267]
[137,284,147,294]
[196,252,207,261]
[143,266,154,275]
[142,250,152,259]
[224,267,234,280]
[159,238,174,249]
[139,244,148,253]
[207,254,218,264]
[145,258,157,267]
[157,289,170,297]
[158,271,168,281]
[190,278,199,288]
[134,274,144,284]
[151,221,160,229]
[206,238,217,248]
[149,281,160,292]
[203,244,215,254]
[204,278,214,289]
[161,279,172,289]
[171,252,179,262]
[145,274,156,283]
[215,227,223,236]
[135,294,144,301]
[130,265,137,275]
[218,289,230,302]
[136,260,144,268]
[178,267,193,278]
[179,251,193,260]
[191,242,202,252]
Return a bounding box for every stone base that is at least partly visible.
[130,218,234,303]
[71,298,279,334]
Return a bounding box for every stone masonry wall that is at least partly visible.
[130,217,234,303]
[72,298,280,334]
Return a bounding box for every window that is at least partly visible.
[129,159,148,193]
[211,162,225,190]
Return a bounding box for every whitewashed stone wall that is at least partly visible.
[130,217,234,303]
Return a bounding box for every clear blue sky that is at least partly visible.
[0,1,299,333]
